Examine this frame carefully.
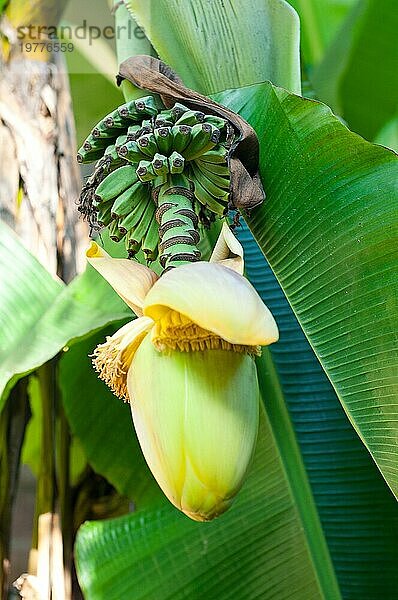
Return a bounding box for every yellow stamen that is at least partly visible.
[150,309,261,356]
[91,319,152,402]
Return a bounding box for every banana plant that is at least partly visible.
[0,0,397,599]
[70,1,398,599]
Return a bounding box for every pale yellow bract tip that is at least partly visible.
[86,241,103,259]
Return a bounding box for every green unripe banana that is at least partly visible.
[171,125,192,153]
[193,163,230,191]
[137,133,158,158]
[155,114,173,129]
[154,127,174,155]
[200,147,229,164]
[169,151,185,174]
[109,219,126,242]
[95,165,138,202]
[119,193,152,234]
[182,124,220,161]
[97,201,113,226]
[203,115,228,130]
[104,109,131,130]
[192,164,230,199]
[136,160,156,182]
[152,154,170,176]
[110,181,143,218]
[118,141,147,163]
[127,124,142,141]
[193,177,228,216]
[134,96,158,116]
[195,159,230,176]
[142,212,159,261]
[171,103,190,120]
[77,147,105,164]
[128,202,156,244]
[118,100,140,120]
[176,109,205,126]
[115,135,128,153]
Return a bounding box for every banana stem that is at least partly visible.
[156,179,201,272]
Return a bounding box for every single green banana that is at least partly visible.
[95,165,138,202]
[142,212,159,261]
[136,160,157,182]
[176,109,205,126]
[182,123,220,161]
[115,135,128,153]
[168,151,185,174]
[118,100,141,120]
[171,103,190,120]
[134,96,159,117]
[203,115,228,130]
[155,115,173,129]
[137,133,158,158]
[91,126,118,141]
[171,125,192,153]
[126,234,142,257]
[110,180,144,218]
[118,140,147,163]
[97,201,113,226]
[141,119,153,134]
[102,144,126,170]
[77,147,105,164]
[91,117,123,137]
[127,124,142,141]
[152,153,170,176]
[104,108,131,130]
[154,127,174,155]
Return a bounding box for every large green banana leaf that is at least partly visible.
[72,2,398,598]
[76,391,340,600]
[312,0,398,140]
[212,82,398,499]
[0,221,130,407]
[123,0,301,95]
[238,224,398,598]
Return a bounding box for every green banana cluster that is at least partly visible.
[77,96,235,267]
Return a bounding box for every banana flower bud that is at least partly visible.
[87,224,278,521]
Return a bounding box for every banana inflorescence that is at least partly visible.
[77,96,236,271]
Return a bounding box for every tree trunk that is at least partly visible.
[0,11,87,597]
[0,47,86,279]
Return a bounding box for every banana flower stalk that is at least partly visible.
[87,224,278,521]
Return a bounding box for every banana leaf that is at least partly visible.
[313,0,398,140]
[238,223,398,598]
[0,221,130,407]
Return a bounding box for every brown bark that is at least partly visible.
[0,46,86,279]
